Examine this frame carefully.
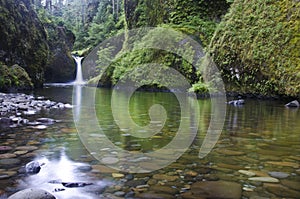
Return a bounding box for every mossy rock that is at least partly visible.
[0,63,33,91]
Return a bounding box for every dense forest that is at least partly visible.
[0,0,299,98]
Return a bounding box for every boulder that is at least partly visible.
[8,188,55,199]
[285,100,299,108]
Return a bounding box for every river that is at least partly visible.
[0,85,299,198]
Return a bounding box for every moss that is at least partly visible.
[0,63,33,91]
[209,0,300,97]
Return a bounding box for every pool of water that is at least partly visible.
[0,85,299,198]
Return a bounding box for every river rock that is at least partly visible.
[135,192,174,199]
[0,158,20,165]
[0,153,17,159]
[248,177,279,183]
[263,183,300,198]
[266,161,299,168]
[268,171,289,179]
[25,161,44,174]
[112,173,125,178]
[153,174,179,182]
[285,100,299,108]
[8,188,55,199]
[150,185,179,195]
[0,146,13,153]
[281,179,300,191]
[238,170,256,177]
[101,157,119,165]
[186,181,242,199]
[15,146,38,151]
[228,99,245,106]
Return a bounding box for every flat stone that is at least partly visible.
[266,161,299,168]
[0,146,13,152]
[112,173,125,178]
[189,181,242,199]
[8,188,55,199]
[150,185,178,195]
[0,153,17,159]
[263,183,300,198]
[248,170,269,177]
[15,146,38,151]
[153,174,179,182]
[33,125,47,130]
[13,151,28,155]
[217,163,244,170]
[281,180,300,191]
[135,192,174,199]
[268,171,289,179]
[0,158,20,165]
[248,177,279,183]
[101,157,119,165]
[238,170,256,177]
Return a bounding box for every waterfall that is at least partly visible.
[72,55,85,85]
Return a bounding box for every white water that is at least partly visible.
[72,56,85,85]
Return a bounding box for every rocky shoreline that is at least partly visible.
[0,92,72,129]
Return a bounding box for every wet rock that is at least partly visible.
[112,173,125,178]
[76,165,92,172]
[285,100,299,108]
[268,171,289,179]
[36,118,55,125]
[114,191,125,197]
[263,183,300,198]
[25,161,44,174]
[135,192,174,199]
[101,157,119,165]
[150,185,179,195]
[281,179,300,191]
[266,161,299,168]
[0,146,13,153]
[248,177,279,183]
[238,170,256,177]
[125,179,146,187]
[228,99,245,106]
[15,146,38,151]
[153,174,179,182]
[62,182,93,188]
[186,181,242,199]
[0,158,20,165]
[8,188,55,199]
[0,153,17,159]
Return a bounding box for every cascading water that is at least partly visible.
[72,55,85,85]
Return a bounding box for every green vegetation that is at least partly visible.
[0,63,33,91]
[210,0,300,97]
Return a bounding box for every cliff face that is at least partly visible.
[0,0,49,88]
[44,23,76,83]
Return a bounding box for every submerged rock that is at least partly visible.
[8,188,55,199]
[227,99,245,106]
[285,100,299,108]
[185,181,242,199]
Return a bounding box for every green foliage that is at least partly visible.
[0,63,33,91]
[210,0,300,97]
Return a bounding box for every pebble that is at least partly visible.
[268,171,289,179]
[238,170,256,177]
[248,177,279,183]
[112,173,125,178]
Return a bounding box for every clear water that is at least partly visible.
[0,86,299,198]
